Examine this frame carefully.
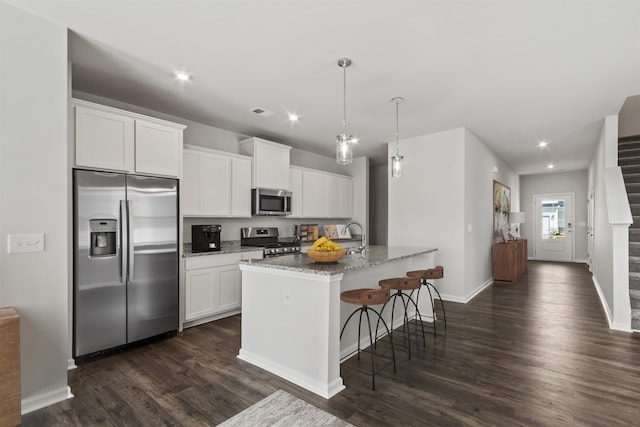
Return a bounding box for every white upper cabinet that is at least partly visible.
[302,169,331,218]
[289,167,303,218]
[292,166,353,219]
[72,99,185,178]
[201,153,231,217]
[334,175,353,218]
[182,145,252,218]
[74,105,135,173]
[239,137,291,189]
[182,150,201,214]
[134,119,182,177]
[231,157,252,217]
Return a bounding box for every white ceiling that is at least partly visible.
[8,0,640,172]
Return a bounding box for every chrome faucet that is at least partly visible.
[343,221,366,253]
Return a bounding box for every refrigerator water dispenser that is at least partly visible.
[89,219,117,257]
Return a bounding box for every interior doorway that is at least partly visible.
[533,193,575,261]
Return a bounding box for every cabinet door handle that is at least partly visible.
[128,200,135,281]
[120,200,127,284]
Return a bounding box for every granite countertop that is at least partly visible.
[183,241,264,257]
[238,245,437,276]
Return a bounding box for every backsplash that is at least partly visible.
[183,216,353,243]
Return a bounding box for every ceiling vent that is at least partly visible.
[251,107,274,118]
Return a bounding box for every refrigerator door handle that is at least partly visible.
[128,200,135,281]
[120,200,128,284]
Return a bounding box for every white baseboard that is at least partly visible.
[464,278,494,303]
[22,385,73,415]
[591,275,633,332]
[67,358,77,370]
[528,257,588,264]
[437,293,466,304]
[438,278,493,304]
[238,349,344,399]
[611,322,633,332]
[592,275,614,328]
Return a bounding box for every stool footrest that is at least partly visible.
[341,345,395,378]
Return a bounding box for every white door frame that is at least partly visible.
[532,192,575,262]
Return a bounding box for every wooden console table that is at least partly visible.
[0,307,20,427]
[492,239,527,283]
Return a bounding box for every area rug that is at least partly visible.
[218,389,354,427]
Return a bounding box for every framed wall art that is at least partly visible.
[493,180,511,242]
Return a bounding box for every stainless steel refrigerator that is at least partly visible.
[73,170,178,358]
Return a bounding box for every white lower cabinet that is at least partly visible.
[185,264,239,321]
[184,250,263,323]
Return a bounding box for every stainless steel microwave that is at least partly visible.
[252,188,292,216]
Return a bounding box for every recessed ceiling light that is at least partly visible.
[547,164,554,169]
[538,140,548,147]
[288,113,299,122]
[175,71,191,81]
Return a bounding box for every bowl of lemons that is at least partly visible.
[306,237,346,263]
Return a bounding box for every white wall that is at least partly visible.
[369,164,388,245]
[388,128,466,299]
[290,148,349,175]
[618,95,640,138]
[589,115,614,320]
[346,157,369,237]
[520,170,589,261]
[464,130,517,298]
[589,115,631,330]
[0,3,70,412]
[388,127,517,302]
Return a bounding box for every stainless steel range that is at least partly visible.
[240,227,301,257]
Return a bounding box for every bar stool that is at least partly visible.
[406,265,446,338]
[377,277,425,359]
[340,283,396,390]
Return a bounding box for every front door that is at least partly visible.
[533,193,574,262]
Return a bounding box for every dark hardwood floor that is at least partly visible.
[23,261,640,426]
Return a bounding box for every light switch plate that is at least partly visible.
[7,233,45,253]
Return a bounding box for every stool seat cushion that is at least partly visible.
[340,287,390,305]
[379,277,422,291]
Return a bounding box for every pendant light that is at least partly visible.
[336,57,353,165]
[391,96,404,177]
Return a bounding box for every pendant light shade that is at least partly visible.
[336,134,352,165]
[336,57,353,165]
[391,96,404,178]
[391,154,404,177]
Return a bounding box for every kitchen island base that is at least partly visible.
[238,247,437,398]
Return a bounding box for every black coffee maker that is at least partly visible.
[192,225,222,253]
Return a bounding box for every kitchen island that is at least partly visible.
[237,245,437,398]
